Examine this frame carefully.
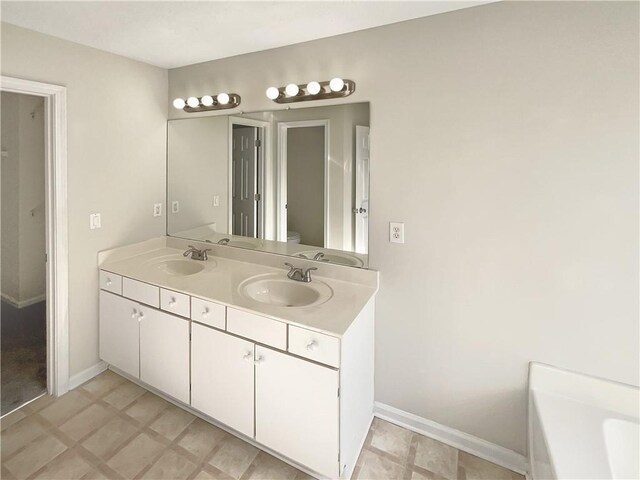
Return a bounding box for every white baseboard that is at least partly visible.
[1,292,46,308]
[68,361,108,390]
[373,402,527,475]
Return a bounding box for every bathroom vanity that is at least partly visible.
[98,236,377,479]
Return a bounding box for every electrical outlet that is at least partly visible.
[172,201,180,213]
[213,195,220,207]
[153,203,162,217]
[390,222,404,243]
[89,213,101,230]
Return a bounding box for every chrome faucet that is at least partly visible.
[285,263,318,283]
[296,252,328,262]
[217,238,230,245]
[183,245,211,261]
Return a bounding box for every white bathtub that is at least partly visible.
[528,363,639,480]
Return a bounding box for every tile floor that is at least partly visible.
[1,370,524,480]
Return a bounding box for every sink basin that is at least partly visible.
[239,273,333,308]
[154,259,204,276]
[144,255,214,277]
[297,250,364,267]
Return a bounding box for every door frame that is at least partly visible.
[228,117,271,239]
[277,120,329,245]
[0,75,69,398]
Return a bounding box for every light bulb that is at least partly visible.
[285,83,300,97]
[307,81,321,95]
[266,87,280,100]
[172,98,186,109]
[201,95,214,106]
[186,96,200,108]
[217,93,230,105]
[329,77,345,92]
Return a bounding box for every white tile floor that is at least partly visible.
[1,370,525,480]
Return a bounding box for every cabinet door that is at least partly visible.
[255,346,339,478]
[99,291,140,379]
[191,323,254,437]
[139,306,190,404]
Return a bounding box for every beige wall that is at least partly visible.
[167,116,228,235]
[169,2,639,454]
[1,23,168,376]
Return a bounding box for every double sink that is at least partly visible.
[145,255,333,308]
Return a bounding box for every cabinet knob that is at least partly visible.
[202,307,209,318]
[131,308,138,318]
[138,312,144,322]
[254,356,264,365]
[306,340,318,351]
[168,298,176,307]
[106,278,112,286]
[243,352,253,362]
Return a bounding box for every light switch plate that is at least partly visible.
[153,203,162,217]
[90,213,101,230]
[390,222,404,243]
[172,201,179,213]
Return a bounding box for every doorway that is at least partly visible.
[1,92,47,414]
[0,75,69,413]
[231,124,261,238]
[277,120,329,247]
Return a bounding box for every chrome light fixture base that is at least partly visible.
[179,93,241,113]
[269,80,355,104]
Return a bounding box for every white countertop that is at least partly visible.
[100,245,377,338]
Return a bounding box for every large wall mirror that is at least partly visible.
[167,102,370,268]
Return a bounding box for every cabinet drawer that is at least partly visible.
[227,308,286,350]
[160,289,190,318]
[288,325,340,368]
[122,277,159,307]
[191,297,225,329]
[99,270,122,295]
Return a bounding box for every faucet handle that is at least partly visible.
[284,262,296,273]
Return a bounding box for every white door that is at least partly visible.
[354,126,370,254]
[255,346,339,478]
[191,323,255,437]
[99,291,140,379]
[139,307,190,404]
[232,126,258,237]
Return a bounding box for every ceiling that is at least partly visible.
[1,1,493,69]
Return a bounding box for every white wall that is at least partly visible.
[0,91,45,307]
[17,94,46,304]
[1,23,168,376]
[1,92,21,302]
[169,2,639,454]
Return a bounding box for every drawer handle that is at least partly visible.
[106,278,112,286]
[306,340,318,351]
[202,307,210,318]
[254,356,264,365]
[243,352,253,362]
[168,298,176,307]
[131,308,138,319]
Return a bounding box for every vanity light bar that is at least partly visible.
[265,78,355,104]
[172,93,241,113]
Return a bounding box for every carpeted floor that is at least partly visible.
[1,300,47,416]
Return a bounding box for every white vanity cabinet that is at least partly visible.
[139,307,190,404]
[98,263,375,480]
[255,346,340,479]
[191,323,254,437]
[99,291,140,379]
